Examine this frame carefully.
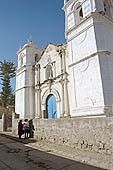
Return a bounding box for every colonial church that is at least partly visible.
[15,0,113,119]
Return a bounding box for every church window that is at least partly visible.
[104,3,107,12]
[20,57,23,66]
[19,53,25,67]
[79,7,83,20]
[75,5,84,26]
[45,64,53,80]
[35,54,39,63]
[103,0,111,17]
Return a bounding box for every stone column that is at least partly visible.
[2,113,6,132]
[12,112,15,134]
[38,88,42,118]
[35,64,41,118]
[62,49,66,73]
[61,79,65,117]
[60,48,70,117]
[35,88,42,118]
[35,91,38,118]
[35,64,40,84]
[63,74,70,117]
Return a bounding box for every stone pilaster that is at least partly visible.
[35,64,42,118]
[60,48,70,117]
[61,78,65,117]
[35,88,42,118]
[2,113,6,132]
[63,73,70,117]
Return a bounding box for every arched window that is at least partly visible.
[79,7,83,20]
[104,0,111,17]
[20,57,23,66]
[19,55,23,67]
[75,5,84,25]
[35,54,39,63]
[45,64,53,80]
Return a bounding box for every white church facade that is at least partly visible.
[15,0,113,119]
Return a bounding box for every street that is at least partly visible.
[0,134,106,170]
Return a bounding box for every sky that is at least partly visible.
[0,0,65,91]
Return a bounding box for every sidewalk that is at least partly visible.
[1,132,112,170]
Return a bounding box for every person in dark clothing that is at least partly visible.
[18,120,23,139]
[29,119,35,138]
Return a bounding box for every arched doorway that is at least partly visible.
[46,94,57,119]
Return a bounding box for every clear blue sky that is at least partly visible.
[0,0,65,91]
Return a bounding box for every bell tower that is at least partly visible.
[15,40,42,119]
[63,0,113,117]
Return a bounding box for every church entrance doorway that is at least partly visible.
[46,94,57,119]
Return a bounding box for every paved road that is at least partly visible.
[0,134,106,170]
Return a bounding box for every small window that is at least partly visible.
[104,0,111,17]
[19,53,24,67]
[104,3,107,12]
[45,64,53,80]
[79,7,83,20]
[75,5,84,25]
[35,54,39,63]
[21,57,23,66]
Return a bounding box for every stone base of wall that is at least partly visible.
[12,117,113,169]
[33,117,113,169]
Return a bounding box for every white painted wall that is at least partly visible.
[15,41,42,119]
[15,88,25,118]
[68,55,104,117]
[64,0,113,117]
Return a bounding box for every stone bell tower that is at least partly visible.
[15,40,42,119]
[63,0,113,117]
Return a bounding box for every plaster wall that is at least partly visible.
[68,55,104,117]
[15,41,40,119]
[67,18,97,65]
[67,12,113,117]
[16,71,25,90]
[24,87,35,119]
[94,15,113,52]
[26,46,42,65]
[15,89,25,118]
[25,66,35,86]
[99,53,113,107]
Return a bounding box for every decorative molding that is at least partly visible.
[42,88,61,105]
[68,50,113,68]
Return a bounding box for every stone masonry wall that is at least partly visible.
[0,120,2,131]
[0,106,8,118]
[33,117,113,155]
[0,106,15,132]
[12,117,113,169]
